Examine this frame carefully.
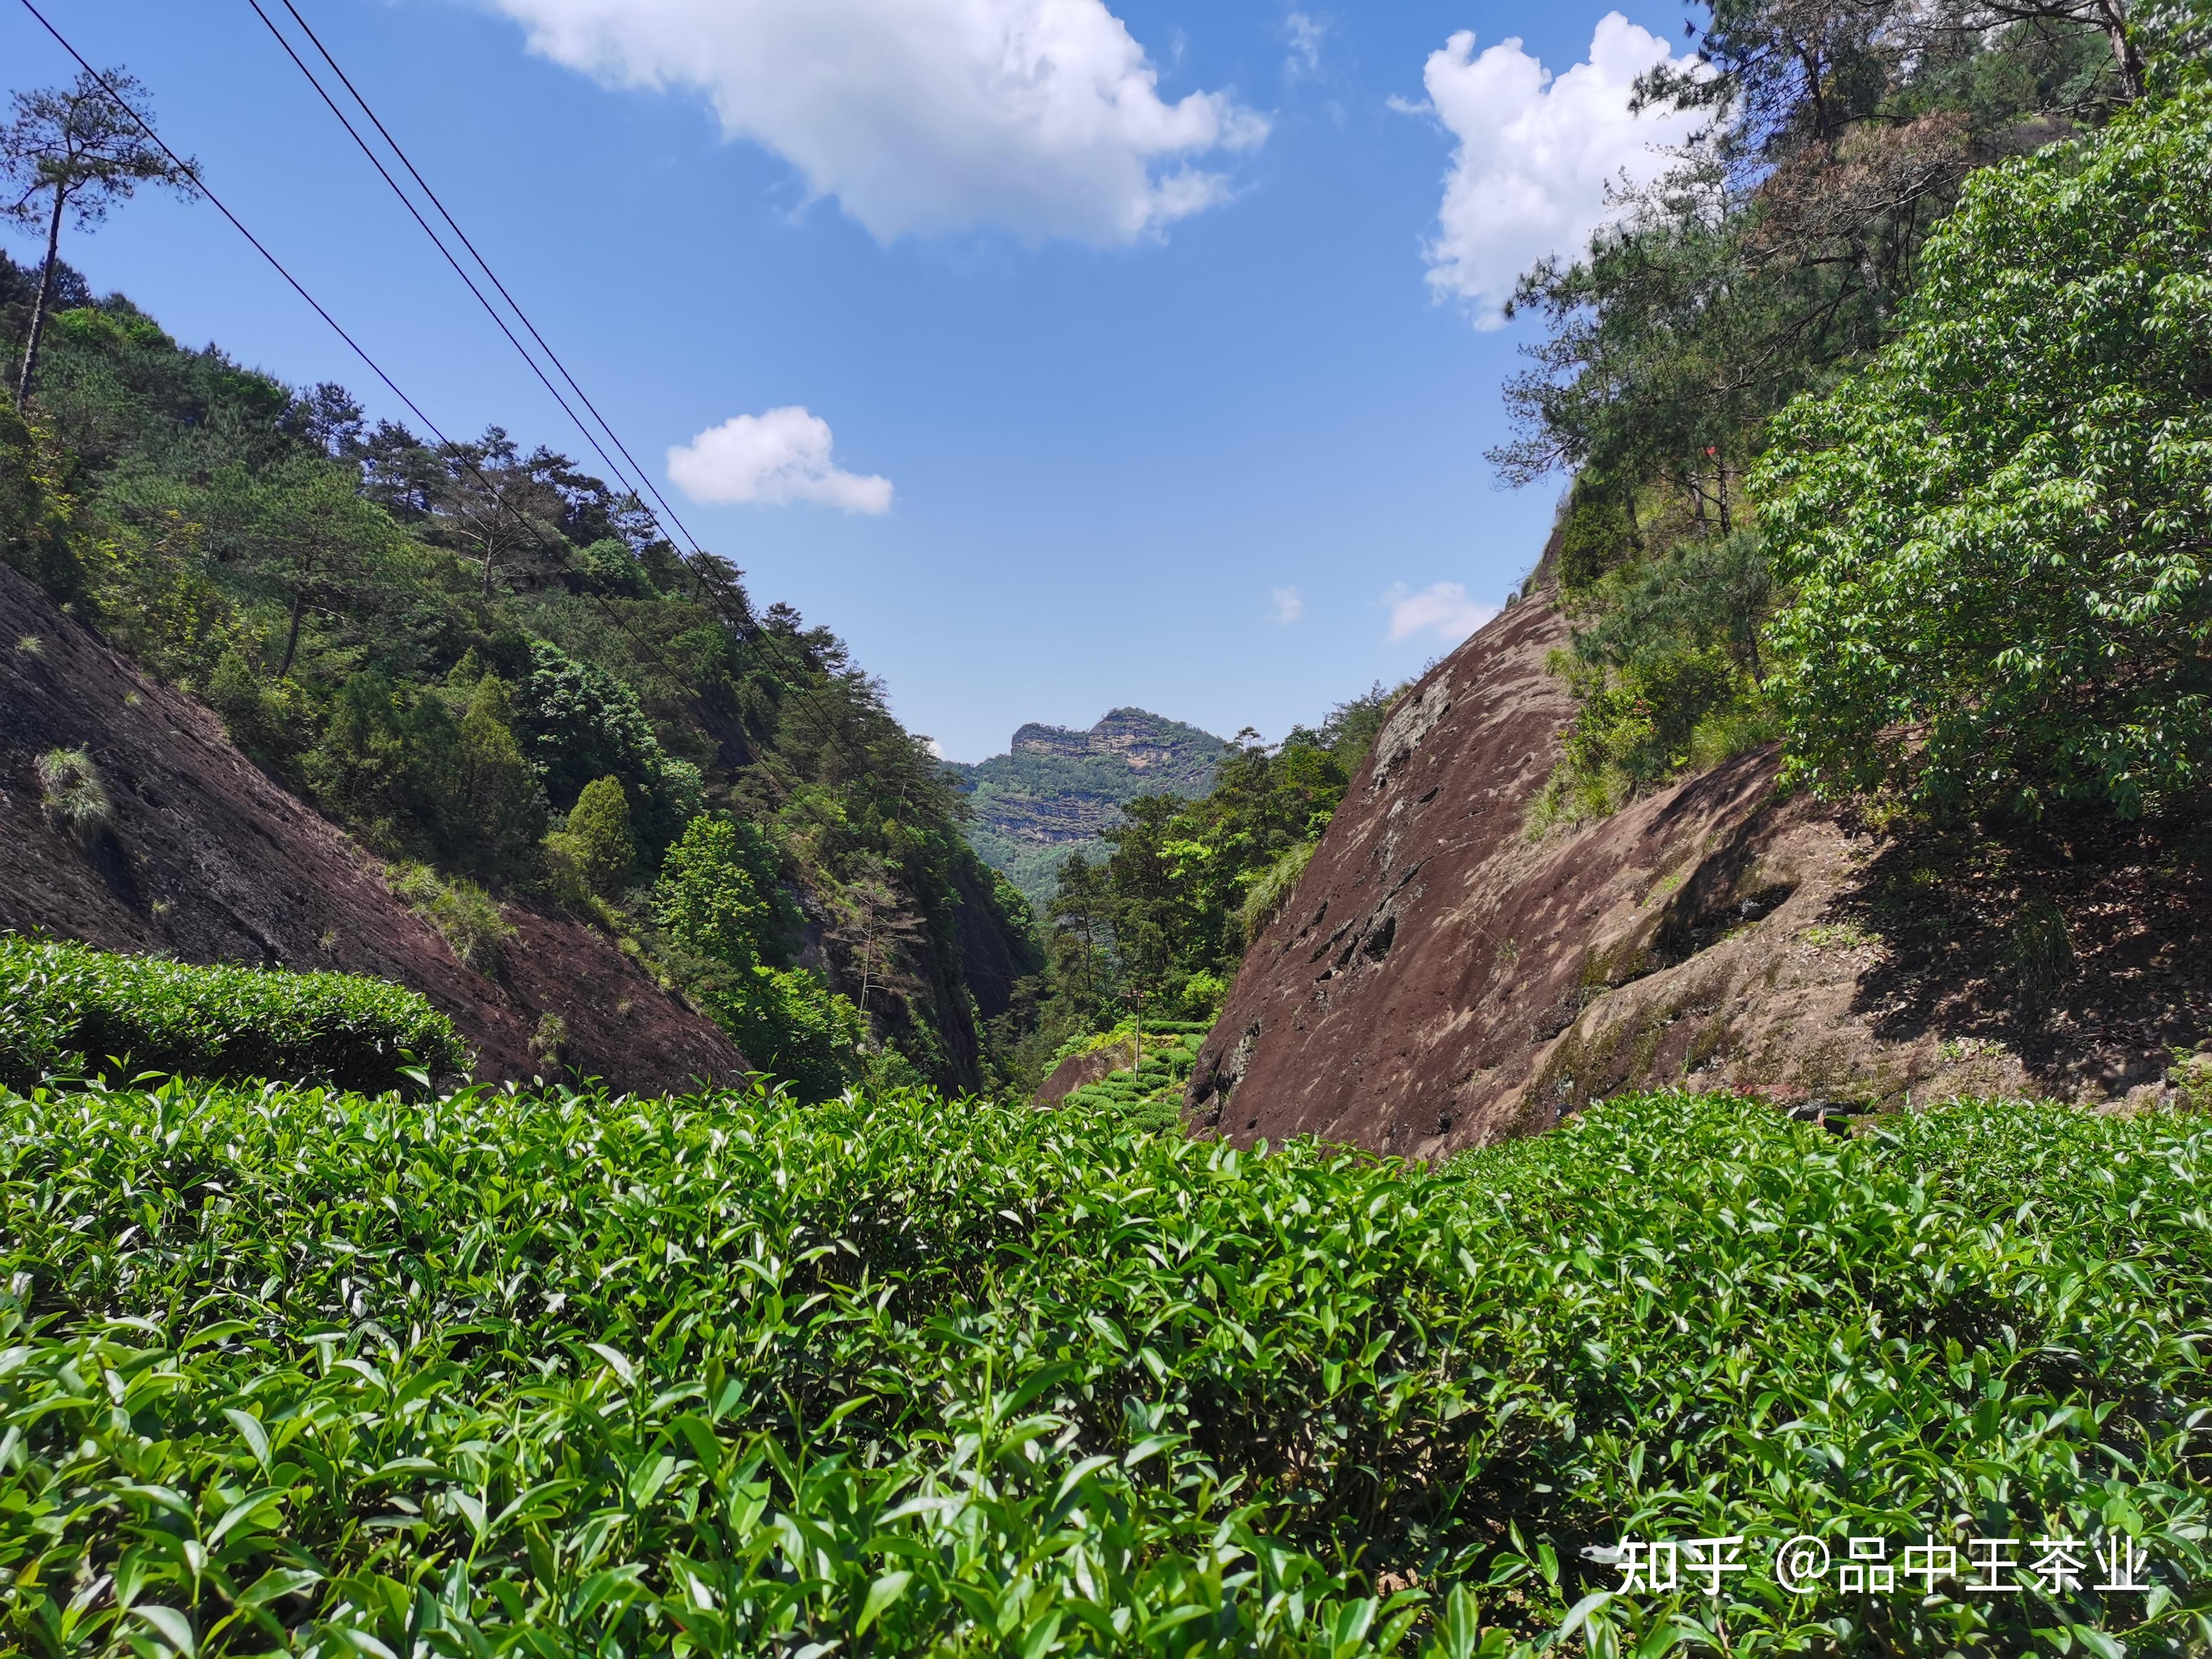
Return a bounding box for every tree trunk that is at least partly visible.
[2100,0,2145,99]
[14,190,68,410]
[278,587,308,679]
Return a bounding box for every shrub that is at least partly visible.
[1173,968,1228,1020]
[509,638,664,813]
[435,675,546,874]
[0,391,82,606]
[206,649,287,763]
[1237,839,1316,941]
[714,964,865,1103]
[528,1010,568,1072]
[578,536,656,598]
[305,671,460,853]
[561,774,634,895]
[4,1084,2195,1655]
[653,813,795,968]
[390,863,515,974]
[0,935,463,1092]
[35,746,112,840]
[1555,481,1639,590]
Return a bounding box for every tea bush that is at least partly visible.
[0,1082,2206,1655]
[0,936,465,1093]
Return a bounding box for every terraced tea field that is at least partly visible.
[3,1081,2207,1654]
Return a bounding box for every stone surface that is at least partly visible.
[1187,586,2212,1156]
[0,563,745,1091]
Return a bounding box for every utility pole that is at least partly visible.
[1122,984,1144,1078]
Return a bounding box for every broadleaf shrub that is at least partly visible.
[0,936,465,1092]
[0,1082,2203,1654]
[1760,87,2212,817]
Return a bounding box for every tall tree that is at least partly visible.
[2,69,196,408]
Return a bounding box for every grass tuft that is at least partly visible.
[35,745,113,840]
[391,862,516,974]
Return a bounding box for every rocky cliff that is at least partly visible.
[1187,586,2212,1156]
[0,563,745,1091]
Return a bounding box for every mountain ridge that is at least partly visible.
[948,707,1228,909]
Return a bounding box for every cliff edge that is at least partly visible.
[0,563,745,1091]
[1187,589,2211,1156]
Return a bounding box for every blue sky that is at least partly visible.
[2,0,1700,760]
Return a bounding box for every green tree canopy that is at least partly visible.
[563,774,634,897]
[654,814,791,971]
[1758,87,2212,816]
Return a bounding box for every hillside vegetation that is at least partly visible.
[3,1073,2205,1655]
[0,252,1038,1099]
[1501,0,2212,838]
[1007,687,1397,1070]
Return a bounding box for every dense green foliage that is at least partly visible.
[2,1079,2207,1654]
[1530,526,1777,827]
[1496,0,2208,828]
[554,775,637,898]
[0,935,463,1092]
[0,250,1035,1096]
[648,813,865,1101]
[949,710,1229,911]
[1759,88,2212,817]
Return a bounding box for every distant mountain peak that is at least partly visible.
[955,708,1230,907]
[1007,707,1216,770]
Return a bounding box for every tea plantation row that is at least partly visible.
[2,1080,2207,1655]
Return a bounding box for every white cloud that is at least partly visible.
[1285,12,1326,80]
[480,0,1268,244]
[667,407,893,514]
[1384,581,1498,644]
[1415,13,1703,327]
[1270,585,1305,624]
[923,737,945,759]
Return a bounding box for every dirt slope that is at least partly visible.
[1187,587,2212,1157]
[0,564,744,1091]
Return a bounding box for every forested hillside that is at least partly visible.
[0,249,1039,1098]
[947,706,1227,907]
[990,686,1396,1081]
[1007,0,2212,1128]
[6,7,2212,1651]
[1496,0,2211,830]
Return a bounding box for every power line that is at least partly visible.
[239,0,885,782]
[13,0,748,762]
[270,0,716,569]
[243,0,659,551]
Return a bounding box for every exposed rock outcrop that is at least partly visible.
[1033,1039,1138,1107]
[0,563,745,1092]
[1188,588,2212,1157]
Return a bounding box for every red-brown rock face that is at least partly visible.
[1186,588,2212,1157]
[0,563,745,1093]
